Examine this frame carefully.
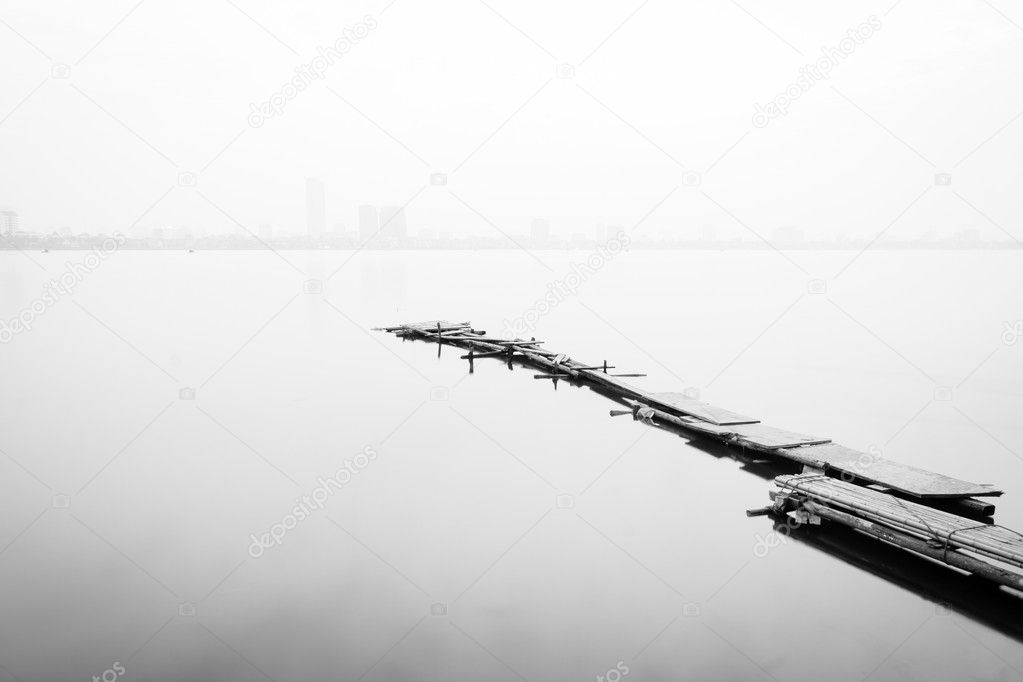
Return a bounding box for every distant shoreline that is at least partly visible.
[3,245,1020,252]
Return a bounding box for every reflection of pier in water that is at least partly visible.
[378,320,1023,640]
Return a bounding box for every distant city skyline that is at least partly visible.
[1,170,1020,250]
[2,215,1017,253]
[2,181,1019,249]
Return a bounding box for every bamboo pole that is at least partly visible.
[802,501,1023,592]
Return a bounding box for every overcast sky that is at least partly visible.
[1,0,1021,240]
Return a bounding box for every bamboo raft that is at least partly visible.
[377,320,1023,594]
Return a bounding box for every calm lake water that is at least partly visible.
[1,249,1021,681]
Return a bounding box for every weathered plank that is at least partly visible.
[645,391,759,426]
[729,424,830,449]
[780,443,1002,498]
[674,418,829,448]
[405,320,469,331]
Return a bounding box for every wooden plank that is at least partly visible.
[406,320,468,331]
[729,424,830,448]
[460,350,509,359]
[670,416,828,448]
[445,336,543,345]
[645,392,759,425]
[783,443,1002,498]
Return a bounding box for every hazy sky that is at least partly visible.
[1,0,1022,240]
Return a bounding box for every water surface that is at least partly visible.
[1,249,1021,681]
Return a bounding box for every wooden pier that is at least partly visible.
[377,320,1023,595]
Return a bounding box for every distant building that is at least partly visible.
[530,218,550,243]
[258,223,273,240]
[358,205,378,242]
[379,205,407,241]
[0,210,19,235]
[306,179,325,237]
[954,228,980,246]
[772,226,804,245]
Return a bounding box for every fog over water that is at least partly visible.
[4,0,1023,677]
[1,249,1021,680]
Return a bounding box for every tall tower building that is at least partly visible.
[379,206,407,241]
[306,179,325,238]
[0,210,20,235]
[358,205,378,242]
